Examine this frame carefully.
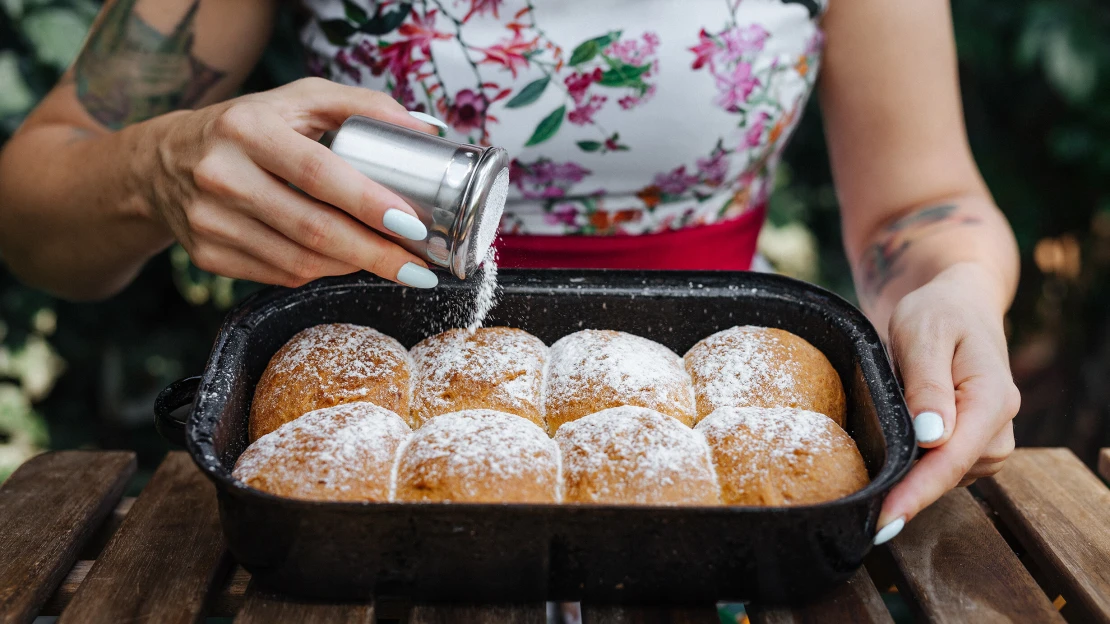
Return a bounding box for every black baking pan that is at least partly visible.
[154,269,915,605]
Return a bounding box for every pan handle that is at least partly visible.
[154,376,201,447]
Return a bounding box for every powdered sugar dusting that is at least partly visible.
[556,406,719,505]
[233,402,411,501]
[696,406,834,460]
[394,409,560,502]
[685,326,801,414]
[466,247,500,332]
[410,327,546,425]
[546,330,696,427]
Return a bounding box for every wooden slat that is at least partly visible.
[747,568,893,624]
[410,604,547,623]
[883,488,1062,622]
[234,585,374,623]
[0,451,135,624]
[78,496,135,559]
[580,605,719,623]
[58,452,229,624]
[978,448,1110,623]
[1100,448,1109,481]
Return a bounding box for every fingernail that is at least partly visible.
[873,517,905,546]
[409,111,448,130]
[383,208,428,241]
[397,262,438,289]
[913,411,945,444]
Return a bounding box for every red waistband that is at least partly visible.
[495,205,765,271]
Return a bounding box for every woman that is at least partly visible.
[0,0,1020,545]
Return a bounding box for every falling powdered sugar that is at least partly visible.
[461,167,508,332]
[466,247,500,332]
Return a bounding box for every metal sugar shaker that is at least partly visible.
[326,115,510,280]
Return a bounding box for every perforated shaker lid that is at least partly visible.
[451,147,510,280]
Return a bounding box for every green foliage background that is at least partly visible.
[0,0,1108,478]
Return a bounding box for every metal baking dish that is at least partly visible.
[154,269,915,605]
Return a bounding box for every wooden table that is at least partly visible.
[1,448,1109,624]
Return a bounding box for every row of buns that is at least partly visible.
[249,323,847,442]
[236,323,869,506]
[234,402,870,506]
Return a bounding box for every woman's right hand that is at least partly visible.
[146,77,444,289]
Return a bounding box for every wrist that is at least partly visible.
[932,261,1012,315]
[121,110,191,226]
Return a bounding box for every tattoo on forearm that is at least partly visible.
[857,204,982,301]
[74,0,225,130]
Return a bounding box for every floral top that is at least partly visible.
[301,0,826,237]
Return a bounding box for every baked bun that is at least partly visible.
[233,402,411,502]
[696,406,869,506]
[684,326,846,427]
[545,330,696,433]
[410,327,547,430]
[250,323,412,441]
[394,410,560,503]
[555,406,720,506]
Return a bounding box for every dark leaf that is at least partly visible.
[597,62,651,88]
[525,105,566,146]
[361,2,412,35]
[342,0,370,25]
[569,40,600,66]
[319,19,357,46]
[577,140,603,152]
[505,76,551,108]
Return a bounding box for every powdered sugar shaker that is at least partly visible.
[327,115,510,280]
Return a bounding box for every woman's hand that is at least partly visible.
[873,262,1021,544]
[147,77,446,289]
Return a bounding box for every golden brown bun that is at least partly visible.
[684,326,846,427]
[555,406,720,506]
[394,410,560,503]
[233,402,411,502]
[410,327,547,430]
[250,323,412,441]
[696,406,869,506]
[545,330,696,434]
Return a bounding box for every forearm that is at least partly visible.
[0,115,174,299]
[846,193,1019,339]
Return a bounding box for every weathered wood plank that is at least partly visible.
[883,487,1062,623]
[978,448,1110,624]
[234,585,374,624]
[747,568,893,624]
[410,603,547,624]
[58,452,229,624]
[1099,448,1109,482]
[0,451,135,624]
[580,605,719,623]
[78,496,135,560]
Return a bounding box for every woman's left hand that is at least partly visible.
[873,261,1021,543]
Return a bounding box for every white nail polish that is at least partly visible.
[382,208,428,241]
[396,262,438,289]
[408,111,449,131]
[873,517,905,546]
[913,411,945,444]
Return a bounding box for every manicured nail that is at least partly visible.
[396,263,438,289]
[383,208,427,241]
[409,111,448,130]
[873,517,905,546]
[913,411,945,444]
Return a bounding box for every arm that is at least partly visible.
[819,0,1021,536]
[0,0,440,300]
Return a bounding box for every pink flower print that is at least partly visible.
[473,25,538,78]
[690,29,718,70]
[804,29,826,56]
[568,94,606,126]
[398,10,453,56]
[307,53,327,78]
[351,40,379,72]
[545,202,579,226]
[334,50,361,82]
[605,32,661,66]
[618,84,656,110]
[744,111,770,148]
[512,158,591,200]
[549,161,590,183]
[446,89,487,133]
[714,61,759,112]
[377,39,422,81]
[565,68,603,105]
[696,150,730,187]
[720,24,770,64]
[464,0,504,21]
[654,166,699,195]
